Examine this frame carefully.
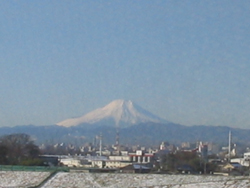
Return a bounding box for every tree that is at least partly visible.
[0,144,8,164]
[165,153,176,171]
[162,151,218,174]
[0,133,41,165]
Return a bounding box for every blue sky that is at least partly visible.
[0,1,250,128]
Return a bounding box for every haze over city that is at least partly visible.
[0,1,250,129]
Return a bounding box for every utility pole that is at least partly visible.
[99,132,102,156]
[204,160,207,174]
[228,130,231,162]
[115,127,120,154]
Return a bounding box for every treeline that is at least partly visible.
[159,151,218,174]
[0,133,43,166]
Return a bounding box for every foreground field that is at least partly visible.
[42,173,250,188]
[1,171,250,188]
[0,171,50,188]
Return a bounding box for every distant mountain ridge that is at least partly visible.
[56,99,168,128]
[1,99,250,147]
[1,123,250,147]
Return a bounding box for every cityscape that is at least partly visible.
[1,100,250,187]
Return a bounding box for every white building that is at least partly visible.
[230,152,250,167]
[90,150,154,169]
[60,158,83,167]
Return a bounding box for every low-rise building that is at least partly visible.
[230,152,250,167]
[60,158,83,167]
[129,150,154,164]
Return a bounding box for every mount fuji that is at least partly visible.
[56,99,169,128]
[1,99,250,145]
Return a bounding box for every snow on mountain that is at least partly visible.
[56,99,168,128]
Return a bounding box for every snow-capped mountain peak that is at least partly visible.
[56,99,168,128]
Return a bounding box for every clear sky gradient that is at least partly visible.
[0,1,250,128]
